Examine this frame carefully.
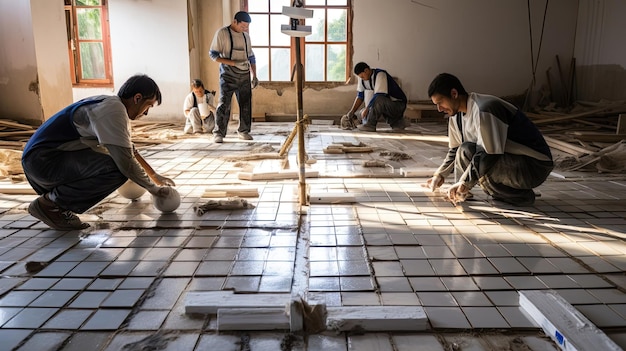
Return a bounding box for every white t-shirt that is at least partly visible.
[183,91,215,117]
[71,95,132,149]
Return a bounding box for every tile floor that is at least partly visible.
[0,121,625,350]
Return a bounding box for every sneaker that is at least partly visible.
[213,135,224,143]
[357,125,376,132]
[28,196,90,230]
[238,132,253,140]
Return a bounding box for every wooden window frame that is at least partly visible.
[244,0,352,86]
[64,0,113,86]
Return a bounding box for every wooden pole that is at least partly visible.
[295,37,307,205]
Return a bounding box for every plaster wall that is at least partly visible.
[194,0,579,118]
[30,0,73,120]
[575,0,626,102]
[352,0,577,103]
[0,0,42,124]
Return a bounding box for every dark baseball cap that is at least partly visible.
[234,11,251,23]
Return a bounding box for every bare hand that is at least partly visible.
[425,175,444,191]
[447,182,469,205]
[153,174,175,187]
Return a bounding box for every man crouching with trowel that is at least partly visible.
[22,74,175,230]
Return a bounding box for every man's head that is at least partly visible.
[118,74,162,119]
[232,11,251,33]
[428,73,468,115]
[191,79,205,95]
[354,62,372,80]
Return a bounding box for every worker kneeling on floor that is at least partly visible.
[21,74,176,230]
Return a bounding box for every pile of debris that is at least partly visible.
[528,100,626,173]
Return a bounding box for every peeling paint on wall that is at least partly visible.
[28,78,39,95]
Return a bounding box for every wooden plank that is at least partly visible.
[217,308,289,330]
[0,184,37,195]
[326,306,428,331]
[569,132,626,143]
[617,114,626,134]
[544,136,591,156]
[237,170,319,181]
[0,119,35,130]
[184,291,291,315]
[529,107,612,125]
[202,187,259,198]
[519,290,621,351]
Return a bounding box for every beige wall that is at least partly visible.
[194,0,581,118]
[1,0,624,125]
[31,0,73,120]
[0,0,72,125]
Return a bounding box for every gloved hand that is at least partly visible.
[251,77,259,89]
[426,174,444,191]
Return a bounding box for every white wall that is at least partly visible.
[73,0,191,120]
[352,0,578,101]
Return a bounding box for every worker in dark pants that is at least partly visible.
[22,75,175,230]
[344,62,408,132]
[209,11,258,143]
[426,73,554,206]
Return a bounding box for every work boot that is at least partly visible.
[28,195,90,230]
[213,135,224,143]
[358,124,376,132]
[238,132,253,140]
[391,118,408,132]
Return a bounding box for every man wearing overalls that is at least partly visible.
[209,11,258,143]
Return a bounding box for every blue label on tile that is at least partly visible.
[555,330,564,345]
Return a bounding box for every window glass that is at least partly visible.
[79,42,105,79]
[255,48,269,81]
[270,14,290,46]
[76,0,101,6]
[77,8,102,40]
[249,0,351,82]
[305,44,324,81]
[271,48,292,81]
[327,9,346,42]
[270,0,291,13]
[247,1,268,12]
[327,44,346,81]
[250,14,269,46]
[306,9,324,42]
